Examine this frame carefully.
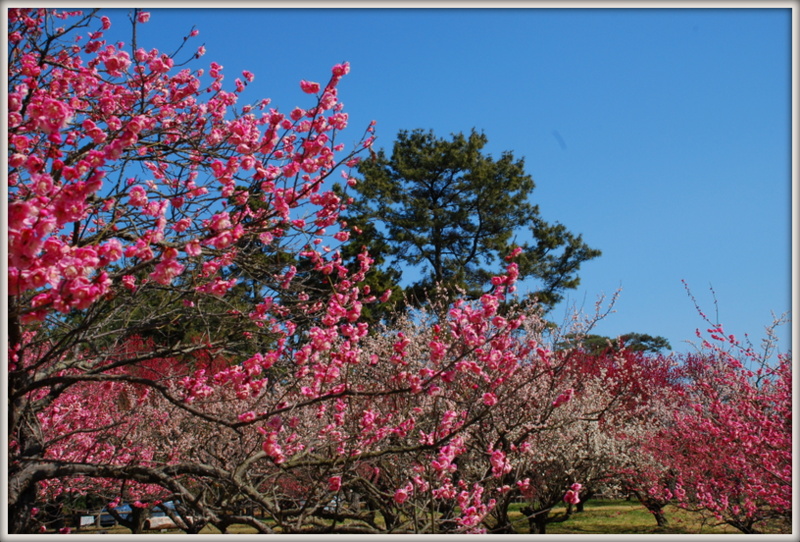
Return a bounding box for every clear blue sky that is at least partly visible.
[103,7,793,356]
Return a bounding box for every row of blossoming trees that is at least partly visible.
[7,8,792,535]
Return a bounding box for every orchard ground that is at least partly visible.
[57,499,757,535]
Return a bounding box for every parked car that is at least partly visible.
[98,503,132,527]
[150,500,177,518]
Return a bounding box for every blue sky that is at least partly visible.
[104,7,792,356]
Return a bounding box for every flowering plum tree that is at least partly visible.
[477,345,680,534]
[7,7,379,533]
[645,332,792,533]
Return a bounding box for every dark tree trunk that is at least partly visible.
[9,482,38,533]
[632,491,669,527]
[488,498,517,533]
[114,506,147,533]
[8,412,45,534]
[652,508,669,527]
[521,506,550,534]
[576,488,595,512]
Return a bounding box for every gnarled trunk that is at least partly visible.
[521,506,550,534]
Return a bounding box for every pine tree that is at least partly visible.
[338,128,601,311]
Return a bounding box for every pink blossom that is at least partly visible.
[394,486,410,504]
[300,80,320,94]
[121,275,137,291]
[150,257,184,285]
[505,246,523,261]
[207,231,234,250]
[552,388,574,407]
[328,476,342,492]
[128,186,148,207]
[238,411,257,423]
[563,489,580,505]
[126,115,148,134]
[27,97,73,134]
[98,239,123,264]
[172,218,192,232]
[185,240,202,257]
[103,51,131,76]
[332,63,350,77]
[197,277,236,297]
[137,11,150,23]
[261,431,285,464]
[489,448,511,478]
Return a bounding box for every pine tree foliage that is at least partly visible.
[339,128,601,310]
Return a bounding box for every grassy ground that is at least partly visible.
[505,499,742,535]
[71,499,774,535]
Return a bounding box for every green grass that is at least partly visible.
[503,500,743,535]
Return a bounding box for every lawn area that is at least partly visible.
[70,499,768,535]
[506,499,743,535]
